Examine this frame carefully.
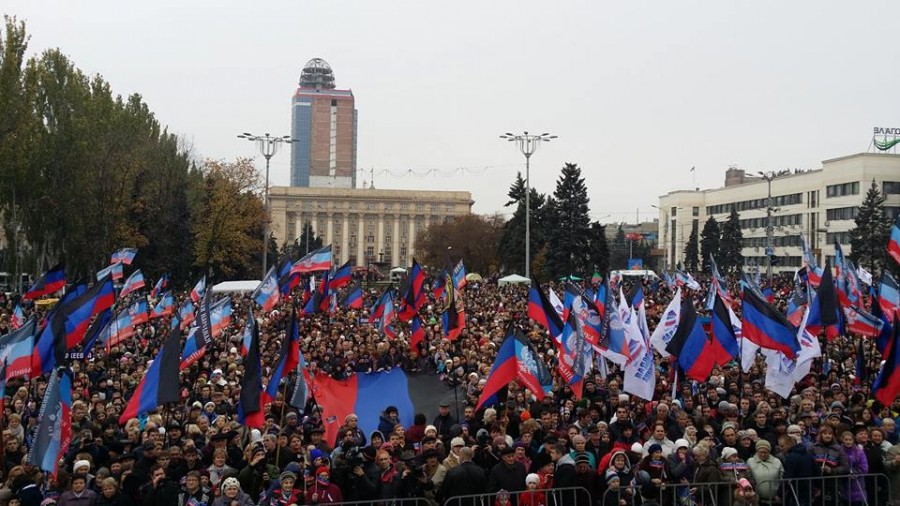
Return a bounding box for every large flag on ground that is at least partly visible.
[119,270,146,299]
[29,368,72,478]
[873,313,900,406]
[889,215,900,265]
[293,245,333,273]
[667,296,715,381]
[0,317,37,381]
[119,325,182,424]
[262,306,300,404]
[237,310,264,428]
[476,325,552,409]
[253,266,281,311]
[24,263,66,300]
[313,369,465,446]
[742,286,801,359]
[110,247,138,265]
[528,276,564,338]
[649,288,681,357]
[398,259,426,322]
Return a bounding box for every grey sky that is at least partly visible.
[7,1,900,222]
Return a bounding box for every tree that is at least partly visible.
[587,222,609,275]
[683,226,699,272]
[849,180,891,273]
[294,222,324,258]
[700,216,720,272]
[608,225,629,270]
[497,172,550,274]
[544,163,591,278]
[192,158,265,280]
[416,214,504,274]
[719,208,744,274]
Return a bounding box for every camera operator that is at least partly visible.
[237,443,279,499]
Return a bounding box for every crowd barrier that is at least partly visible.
[320,498,432,506]
[599,473,892,506]
[442,486,592,506]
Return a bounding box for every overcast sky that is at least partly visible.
[6,1,900,222]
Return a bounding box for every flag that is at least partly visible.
[79,309,110,358]
[29,368,72,478]
[441,273,465,341]
[110,247,138,265]
[528,276,564,338]
[663,271,675,291]
[31,288,81,376]
[293,245,333,273]
[329,260,352,291]
[857,265,874,286]
[596,286,631,366]
[557,297,593,399]
[477,325,552,409]
[119,325,182,424]
[0,317,37,381]
[649,288,681,357]
[10,304,24,330]
[289,338,311,411]
[591,272,602,285]
[253,266,281,311]
[452,258,467,290]
[872,296,896,359]
[23,263,66,300]
[377,290,397,339]
[410,315,425,354]
[149,293,175,319]
[179,292,214,369]
[786,269,809,326]
[237,310,264,428]
[431,271,446,300]
[889,215,900,266]
[801,235,822,288]
[398,259,426,322]
[666,296,715,381]
[623,324,656,401]
[316,271,332,313]
[276,257,298,296]
[675,270,700,291]
[879,272,900,318]
[844,305,884,337]
[190,276,206,303]
[96,262,124,282]
[150,274,169,299]
[873,313,900,406]
[741,286,801,359]
[119,270,145,298]
[210,297,233,338]
[815,260,843,340]
[102,298,150,350]
[262,306,300,404]
[339,281,363,309]
[710,291,740,366]
[177,300,195,330]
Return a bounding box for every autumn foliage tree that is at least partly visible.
[415,214,504,274]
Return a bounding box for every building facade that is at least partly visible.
[290,58,357,188]
[658,153,900,273]
[268,186,474,267]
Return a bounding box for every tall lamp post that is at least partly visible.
[499,131,557,278]
[758,171,777,282]
[238,132,292,279]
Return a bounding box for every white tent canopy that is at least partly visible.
[498,274,529,287]
[610,269,659,278]
[211,280,260,294]
[390,267,407,274]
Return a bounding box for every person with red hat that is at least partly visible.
[304,466,343,504]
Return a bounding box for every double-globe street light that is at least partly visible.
[238,132,292,279]
[499,131,557,279]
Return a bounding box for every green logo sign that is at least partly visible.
[873,127,900,151]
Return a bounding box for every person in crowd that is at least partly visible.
[441,447,487,505]
[211,477,254,506]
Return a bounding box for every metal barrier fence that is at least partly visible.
[321,498,432,506]
[599,473,892,506]
[442,486,591,506]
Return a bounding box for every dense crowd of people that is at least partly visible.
[0,269,897,506]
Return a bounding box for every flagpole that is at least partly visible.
[275,380,290,470]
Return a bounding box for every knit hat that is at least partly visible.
[73,460,91,473]
[425,425,437,434]
[221,477,240,491]
[315,466,330,477]
[755,439,772,451]
[310,449,325,461]
[279,471,296,483]
[605,470,620,484]
[721,447,738,460]
[674,439,690,450]
[630,442,643,453]
[526,473,540,485]
[574,452,591,465]
[450,437,465,448]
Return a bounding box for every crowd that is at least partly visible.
[0,269,897,506]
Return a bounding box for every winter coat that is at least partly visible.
[210,490,255,506]
[57,490,99,506]
[441,461,488,505]
[884,443,900,505]
[810,442,850,475]
[781,443,817,506]
[552,454,578,489]
[843,443,868,503]
[694,458,724,506]
[488,461,527,494]
[95,493,129,506]
[304,481,344,504]
[378,414,399,435]
[747,454,783,500]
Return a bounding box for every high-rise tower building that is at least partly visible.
[290,58,357,188]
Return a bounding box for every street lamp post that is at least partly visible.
[758,171,777,283]
[499,131,557,278]
[238,132,292,279]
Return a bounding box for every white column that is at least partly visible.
[356,217,365,265]
[326,213,334,249]
[408,217,417,261]
[377,215,385,262]
[311,214,318,240]
[341,215,349,265]
[392,216,401,266]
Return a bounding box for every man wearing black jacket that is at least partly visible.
[441,447,487,505]
[488,447,526,495]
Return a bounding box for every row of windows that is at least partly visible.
[742,236,802,248]
[739,214,802,229]
[706,193,802,215]
[825,206,858,221]
[826,182,859,198]
[300,200,458,212]
[743,256,803,267]
[826,232,852,245]
[885,182,900,195]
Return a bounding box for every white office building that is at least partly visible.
[657,153,900,273]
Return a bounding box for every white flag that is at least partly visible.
[649,289,681,357]
[857,265,873,286]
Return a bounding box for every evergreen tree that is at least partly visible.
[700,216,720,272]
[587,222,610,274]
[544,163,592,278]
[608,225,629,270]
[497,172,549,274]
[719,208,744,274]
[295,223,323,257]
[683,227,699,272]
[849,180,891,273]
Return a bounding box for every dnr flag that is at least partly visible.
[476,325,552,410]
[119,325,182,424]
[253,266,281,312]
[119,269,146,299]
[237,310,265,428]
[667,295,715,381]
[741,286,801,359]
[24,263,66,300]
[110,247,138,265]
[528,276,564,338]
[29,368,72,478]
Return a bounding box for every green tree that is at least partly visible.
[719,208,744,274]
[849,180,891,273]
[608,225,629,270]
[544,163,591,278]
[294,222,324,258]
[497,172,549,274]
[683,226,699,272]
[700,216,720,272]
[587,222,610,274]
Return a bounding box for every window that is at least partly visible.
[671,207,677,217]
[401,203,410,210]
[738,214,801,229]
[826,232,852,244]
[416,203,424,211]
[886,207,900,220]
[384,202,393,210]
[706,193,802,215]
[884,181,900,195]
[367,202,375,210]
[446,204,453,212]
[826,207,858,221]
[692,207,699,217]
[826,182,859,198]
